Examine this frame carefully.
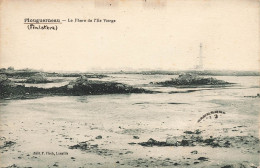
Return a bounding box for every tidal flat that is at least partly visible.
[0,71,259,168]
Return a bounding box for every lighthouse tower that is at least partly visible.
[195,43,204,71]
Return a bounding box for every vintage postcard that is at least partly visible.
[0,0,259,167]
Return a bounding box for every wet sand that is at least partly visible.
[0,93,259,168]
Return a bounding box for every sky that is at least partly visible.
[0,0,259,72]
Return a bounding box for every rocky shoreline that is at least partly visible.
[0,75,153,99]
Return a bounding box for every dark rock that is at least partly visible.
[69,141,88,150]
[180,139,192,146]
[221,165,233,168]
[191,150,198,154]
[173,163,180,166]
[224,141,231,147]
[53,163,58,167]
[133,136,139,139]
[198,157,208,161]
[125,151,133,154]
[66,77,151,95]
[138,134,259,150]
[184,131,193,134]
[138,138,167,147]
[204,138,214,144]
[184,129,202,134]
[95,135,102,139]
[128,142,137,145]
[0,141,16,149]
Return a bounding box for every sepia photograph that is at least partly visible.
[0,0,259,167]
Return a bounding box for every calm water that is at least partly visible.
[1,75,259,130]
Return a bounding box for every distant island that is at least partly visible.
[155,73,232,87]
[112,70,260,76]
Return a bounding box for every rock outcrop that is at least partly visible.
[157,73,231,87]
